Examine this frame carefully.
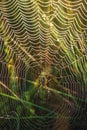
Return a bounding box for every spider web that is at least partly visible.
[0,0,87,129]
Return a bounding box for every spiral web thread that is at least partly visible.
[0,0,87,129]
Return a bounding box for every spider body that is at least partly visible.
[40,76,47,87]
[35,71,52,102]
